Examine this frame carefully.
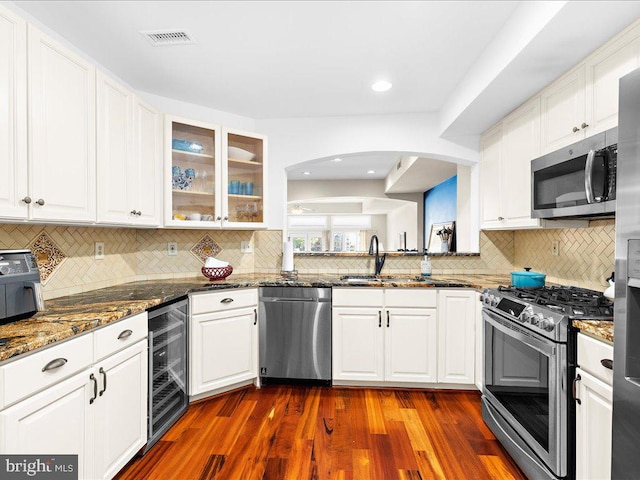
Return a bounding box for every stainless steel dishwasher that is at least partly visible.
[259,287,331,385]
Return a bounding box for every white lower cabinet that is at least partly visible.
[437,290,476,384]
[332,307,384,382]
[0,369,94,478]
[575,333,613,480]
[189,289,258,398]
[332,288,473,386]
[0,312,148,480]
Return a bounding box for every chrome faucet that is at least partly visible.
[368,235,386,276]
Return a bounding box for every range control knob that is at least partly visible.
[491,295,499,307]
[0,266,10,275]
[531,313,543,326]
[521,310,532,323]
[539,318,554,331]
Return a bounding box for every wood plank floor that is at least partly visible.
[116,386,527,480]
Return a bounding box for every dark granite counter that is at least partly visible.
[0,273,511,363]
[572,319,614,344]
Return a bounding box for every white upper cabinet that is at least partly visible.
[502,97,541,228]
[28,25,96,222]
[97,72,162,226]
[0,5,27,220]
[585,26,640,136]
[97,72,134,224]
[541,66,586,155]
[479,123,503,229]
[132,97,163,226]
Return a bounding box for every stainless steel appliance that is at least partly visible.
[531,128,617,219]
[143,297,189,453]
[612,67,640,476]
[0,249,44,325]
[481,285,613,479]
[259,287,331,384]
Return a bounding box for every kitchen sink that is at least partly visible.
[340,275,425,284]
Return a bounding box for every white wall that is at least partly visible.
[257,112,481,231]
[386,202,418,251]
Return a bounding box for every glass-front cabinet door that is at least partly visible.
[222,128,267,228]
[164,115,222,227]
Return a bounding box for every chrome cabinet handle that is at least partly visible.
[387,311,390,328]
[42,357,67,372]
[581,122,589,129]
[36,198,45,206]
[378,311,382,328]
[99,367,107,396]
[601,358,613,370]
[221,298,234,304]
[118,329,133,340]
[254,308,257,325]
[89,373,98,404]
[573,126,580,133]
[573,374,582,405]
[22,196,32,204]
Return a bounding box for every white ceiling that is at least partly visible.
[14,0,520,119]
[286,152,400,180]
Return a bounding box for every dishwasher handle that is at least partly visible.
[260,297,331,303]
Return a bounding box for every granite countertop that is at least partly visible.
[572,319,614,344]
[0,273,511,363]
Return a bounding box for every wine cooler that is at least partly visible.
[143,297,189,453]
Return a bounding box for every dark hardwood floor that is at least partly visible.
[116,386,527,480]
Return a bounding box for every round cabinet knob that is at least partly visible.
[572,126,580,133]
[0,266,10,275]
[581,122,589,129]
[497,216,504,221]
[223,216,229,221]
[130,210,137,215]
[216,216,222,221]
[36,199,45,206]
[22,196,32,204]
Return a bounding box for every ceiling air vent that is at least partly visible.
[141,29,195,47]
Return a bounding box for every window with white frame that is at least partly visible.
[288,214,373,252]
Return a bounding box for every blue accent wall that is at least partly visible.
[423,175,456,250]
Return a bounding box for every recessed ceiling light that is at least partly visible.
[302,171,311,175]
[367,170,376,174]
[332,158,343,163]
[371,80,392,92]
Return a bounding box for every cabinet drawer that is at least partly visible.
[385,289,437,308]
[578,333,614,385]
[93,311,148,362]
[0,333,93,409]
[190,288,258,314]
[333,288,383,307]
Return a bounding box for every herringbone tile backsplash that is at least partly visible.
[0,219,615,299]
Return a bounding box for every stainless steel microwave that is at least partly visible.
[531,128,617,219]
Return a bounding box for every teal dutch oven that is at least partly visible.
[511,267,546,287]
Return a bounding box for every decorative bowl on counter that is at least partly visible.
[228,146,256,162]
[201,265,233,281]
[511,268,546,287]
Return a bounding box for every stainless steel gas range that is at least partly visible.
[480,285,613,480]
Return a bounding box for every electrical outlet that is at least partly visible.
[168,242,178,256]
[95,242,105,260]
[241,240,253,253]
[551,241,559,257]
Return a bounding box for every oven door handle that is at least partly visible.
[483,310,555,357]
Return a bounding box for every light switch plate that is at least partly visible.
[241,241,253,253]
[95,242,105,260]
[168,242,178,256]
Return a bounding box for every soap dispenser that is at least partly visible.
[421,255,432,277]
